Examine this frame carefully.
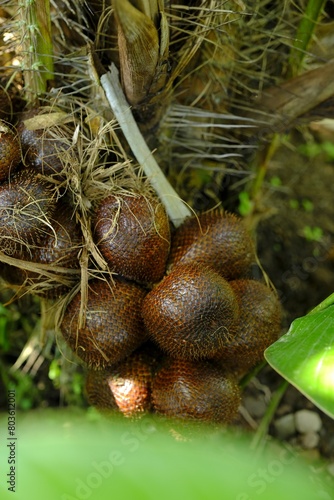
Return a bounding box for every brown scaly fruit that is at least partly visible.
[85,369,118,413]
[0,200,82,297]
[17,109,69,178]
[142,262,239,360]
[0,121,21,182]
[0,168,56,256]
[93,193,170,284]
[36,202,82,268]
[85,346,159,417]
[61,278,148,369]
[213,279,281,374]
[168,210,256,280]
[152,358,241,423]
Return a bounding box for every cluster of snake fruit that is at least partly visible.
[0,102,281,424]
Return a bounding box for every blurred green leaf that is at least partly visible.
[0,304,10,351]
[302,225,323,242]
[238,191,253,217]
[322,141,334,159]
[298,140,334,160]
[301,199,314,213]
[270,176,282,187]
[48,359,61,381]
[265,305,334,419]
[0,320,9,351]
[0,410,332,500]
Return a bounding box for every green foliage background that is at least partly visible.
[0,409,332,500]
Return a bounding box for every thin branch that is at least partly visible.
[100,64,191,227]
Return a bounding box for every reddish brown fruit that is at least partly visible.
[152,358,241,423]
[0,169,56,256]
[142,262,239,359]
[17,109,69,177]
[37,202,82,269]
[93,193,170,284]
[214,279,281,373]
[0,122,21,182]
[85,348,159,417]
[0,201,82,297]
[61,278,148,369]
[85,369,117,412]
[168,210,255,280]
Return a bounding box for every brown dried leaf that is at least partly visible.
[23,112,71,131]
[113,0,159,105]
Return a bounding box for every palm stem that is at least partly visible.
[101,65,192,227]
[21,0,54,97]
[288,0,326,76]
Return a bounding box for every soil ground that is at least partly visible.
[240,130,334,463]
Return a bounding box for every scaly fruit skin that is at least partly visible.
[18,109,69,178]
[0,122,21,182]
[85,347,159,417]
[0,168,56,256]
[61,278,148,369]
[0,201,82,297]
[168,211,255,280]
[214,279,281,373]
[94,193,170,284]
[142,262,239,360]
[37,202,82,269]
[85,369,117,412]
[152,358,241,423]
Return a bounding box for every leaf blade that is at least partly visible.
[265,306,334,419]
